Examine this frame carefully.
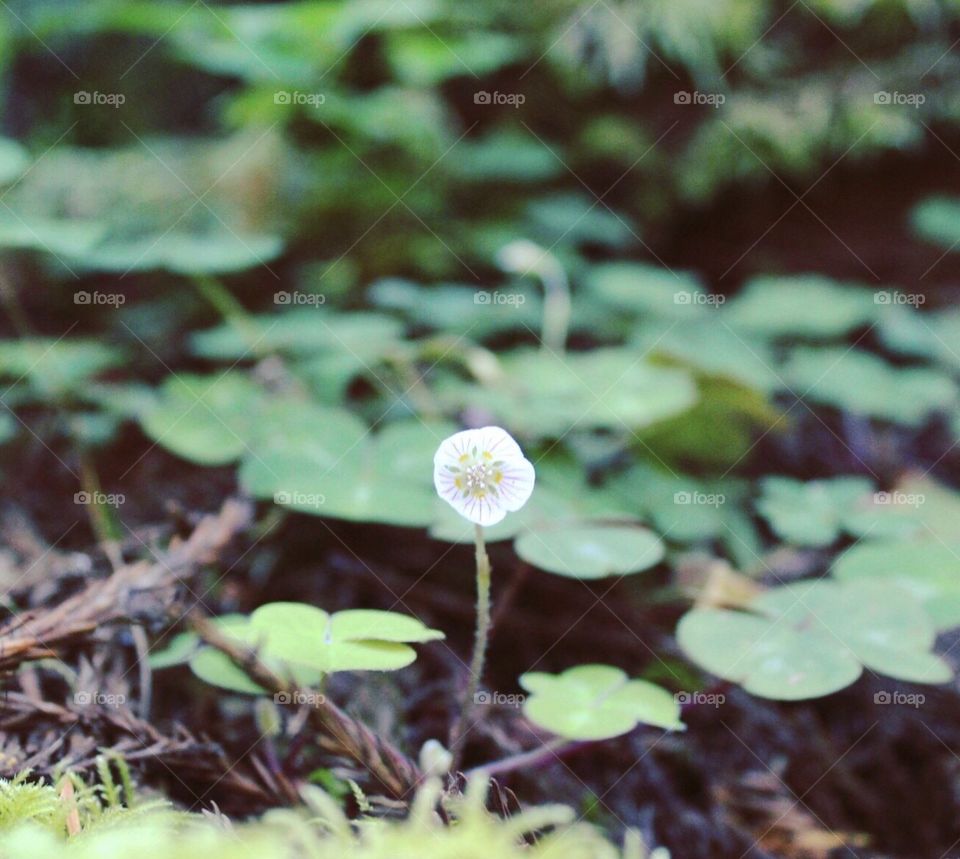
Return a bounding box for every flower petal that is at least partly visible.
[495,457,536,512]
[453,492,508,527]
[433,425,535,526]
[476,425,524,461]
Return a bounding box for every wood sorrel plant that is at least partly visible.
[434,426,535,762]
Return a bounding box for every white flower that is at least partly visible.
[434,426,535,526]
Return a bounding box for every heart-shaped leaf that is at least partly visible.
[782,347,956,426]
[878,305,960,372]
[73,231,283,275]
[724,274,878,339]
[240,417,450,527]
[678,606,859,700]
[756,476,920,547]
[912,196,960,251]
[191,309,404,361]
[140,373,267,466]
[604,464,747,545]
[584,262,710,319]
[189,647,272,695]
[515,522,664,579]
[678,580,951,701]
[179,605,444,694]
[520,664,684,739]
[833,539,960,629]
[632,320,780,392]
[0,339,124,398]
[0,213,106,258]
[246,602,444,674]
[0,138,29,185]
[369,278,544,339]
[149,631,202,670]
[237,399,368,494]
[439,347,697,439]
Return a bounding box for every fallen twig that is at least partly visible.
[0,499,252,671]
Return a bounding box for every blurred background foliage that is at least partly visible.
[3,0,960,290]
[1,0,960,531]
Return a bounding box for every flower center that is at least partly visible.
[447,449,504,499]
[465,462,492,490]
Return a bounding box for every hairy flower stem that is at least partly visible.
[450,524,492,769]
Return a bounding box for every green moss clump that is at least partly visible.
[0,772,664,859]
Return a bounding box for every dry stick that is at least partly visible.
[0,499,292,805]
[0,498,421,801]
[0,690,281,804]
[191,615,423,801]
[0,499,251,671]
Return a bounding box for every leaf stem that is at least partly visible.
[466,737,579,779]
[190,275,264,358]
[449,523,492,769]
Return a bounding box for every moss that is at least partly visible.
[0,772,665,859]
